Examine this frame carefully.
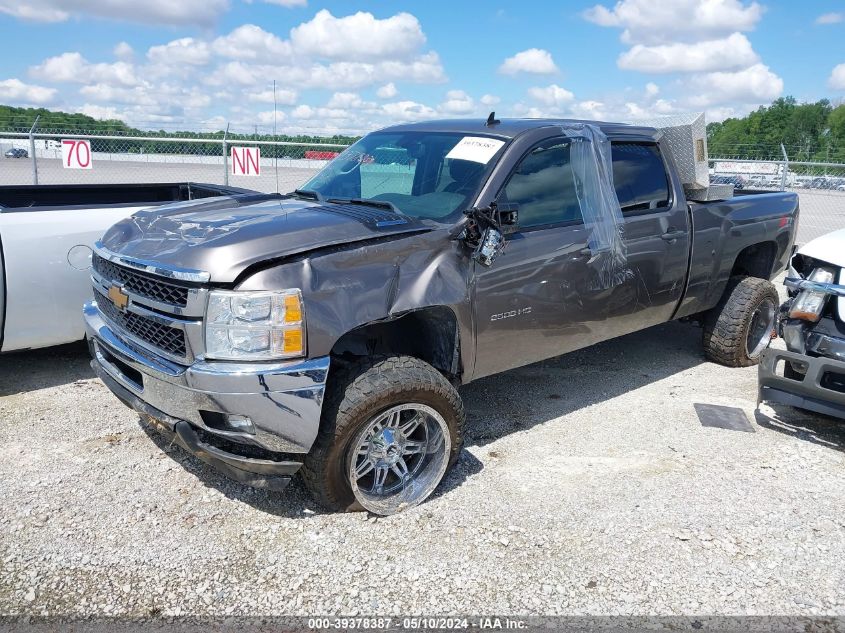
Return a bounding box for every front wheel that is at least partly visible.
[702,275,779,367]
[302,356,464,515]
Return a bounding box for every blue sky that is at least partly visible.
[0,0,843,134]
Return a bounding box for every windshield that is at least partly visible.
[299,131,506,221]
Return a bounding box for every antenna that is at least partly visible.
[485,111,500,127]
[273,80,280,194]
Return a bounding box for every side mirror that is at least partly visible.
[462,201,519,266]
[495,202,519,235]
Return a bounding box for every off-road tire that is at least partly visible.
[301,355,465,513]
[702,275,779,368]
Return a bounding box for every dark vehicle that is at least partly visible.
[4,148,28,159]
[85,118,799,514]
[809,176,845,190]
[759,229,845,419]
[711,174,746,189]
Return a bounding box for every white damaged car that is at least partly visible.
[759,228,845,418]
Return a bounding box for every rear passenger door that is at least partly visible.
[609,141,691,332]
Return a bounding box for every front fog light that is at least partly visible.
[205,289,305,360]
[227,415,255,434]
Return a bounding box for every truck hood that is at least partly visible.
[99,194,432,283]
[795,228,845,269]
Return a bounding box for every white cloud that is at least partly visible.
[291,105,315,119]
[290,10,426,60]
[261,0,306,6]
[571,100,608,120]
[147,38,211,66]
[114,42,134,61]
[0,78,57,105]
[248,88,298,105]
[326,92,376,110]
[583,0,764,45]
[618,33,758,73]
[381,100,436,121]
[816,12,843,25]
[480,94,501,106]
[0,0,229,26]
[584,0,780,114]
[829,64,845,90]
[498,48,559,75]
[438,90,475,115]
[212,25,292,62]
[76,104,126,121]
[376,83,398,99]
[255,110,288,126]
[528,84,575,106]
[31,52,141,87]
[684,63,783,107]
[79,84,157,106]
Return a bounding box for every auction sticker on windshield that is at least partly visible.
[446,136,505,164]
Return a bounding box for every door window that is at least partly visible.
[610,142,670,212]
[500,139,582,228]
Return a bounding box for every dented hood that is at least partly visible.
[99,194,431,283]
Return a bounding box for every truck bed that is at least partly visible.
[0,182,253,211]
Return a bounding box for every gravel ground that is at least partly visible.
[1,320,844,618]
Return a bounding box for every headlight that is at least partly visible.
[205,289,305,360]
[789,267,835,322]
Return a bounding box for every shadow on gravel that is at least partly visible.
[755,405,845,453]
[5,319,709,516]
[139,414,485,517]
[0,340,92,397]
[459,320,707,448]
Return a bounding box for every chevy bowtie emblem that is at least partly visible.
[107,284,129,310]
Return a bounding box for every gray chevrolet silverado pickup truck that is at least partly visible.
[85,117,799,514]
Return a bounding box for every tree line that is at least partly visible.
[0,105,359,158]
[707,97,845,163]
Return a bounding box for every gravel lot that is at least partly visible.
[1,316,844,618]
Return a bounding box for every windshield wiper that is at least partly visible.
[290,188,323,201]
[326,197,400,213]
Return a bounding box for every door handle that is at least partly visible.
[570,247,597,263]
[660,230,684,243]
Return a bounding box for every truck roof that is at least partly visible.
[379,117,659,141]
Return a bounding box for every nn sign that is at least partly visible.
[231,146,260,176]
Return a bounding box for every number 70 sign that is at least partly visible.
[62,139,93,169]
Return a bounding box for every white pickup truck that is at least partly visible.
[759,228,845,419]
[0,183,253,352]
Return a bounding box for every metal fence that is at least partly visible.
[0,130,352,195]
[2,130,844,244]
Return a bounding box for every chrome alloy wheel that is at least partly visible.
[746,297,777,358]
[347,403,450,515]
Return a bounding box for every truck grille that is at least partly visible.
[97,291,187,359]
[93,253,190,308]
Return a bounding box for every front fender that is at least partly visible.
[236,230,475,377]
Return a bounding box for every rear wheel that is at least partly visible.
[702,275,779,367]
[302,355,464,515]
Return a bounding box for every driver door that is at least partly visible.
[472,137,611,379]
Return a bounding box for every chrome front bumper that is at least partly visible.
[85,301,330,475]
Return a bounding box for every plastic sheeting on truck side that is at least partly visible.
[560,123,628,289]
